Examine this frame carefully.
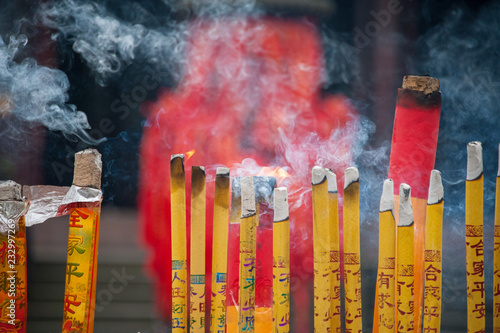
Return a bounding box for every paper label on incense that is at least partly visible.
[238,214,257,333]
[0,216,27,332]
[62,207,100,333]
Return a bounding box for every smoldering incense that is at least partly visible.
[396,183,415,332]
[423,170,444,333]
[465,142,485,333]
[170,154,187,333]
[211,167,230,332]
[312,167,331,332]
[62,149,102,333]
[272,187,290,333]
[190,166,206,333]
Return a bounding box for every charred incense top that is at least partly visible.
[216,167,230,176]
[344,167,359,190]
[312,166,326,185]
[428,170,444,205]
[0,181,22,201]
[273,187,289,222]
[326,169,337,193]
[73,149,102,189]
[241,176,256,218]
[379,179,394,213]
[467,141,483,181]
[402,75,440,95]
[398,183,413,227]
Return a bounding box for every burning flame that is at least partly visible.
[184,149,196,160]
[257,166,290,186]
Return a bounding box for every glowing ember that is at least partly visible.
[184,149,196,160]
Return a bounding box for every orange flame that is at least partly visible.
[256,166,290,186]
[184,149,196,160]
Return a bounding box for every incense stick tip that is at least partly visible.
[398,183,413,226]
[273,187,289,222]
[312,166,326,185]
[467,141,483,181]
[241,176,256,218]
[402,75,440,94]
[216,166,230,176]
[344,167,359,189]
[171,154,185,161]
[73,149,102,189]
[0,180,22,201]
[379,179,394,212]
[428,170,443,204]
[326,169,337,193]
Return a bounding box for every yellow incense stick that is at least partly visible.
[190,166,206,333]
[465,142,485,333]
[326,170,341,330]
[343,167,363,332]
[495,144,500,331]
[62,149,102,333]
[397,184,415,333]
[239,176,257,333]
[0,181,28,332]
[171,154,187,333]
[376,179,396,332]
[272,187,290,333]
[227,178,241,333]
[312,167,331,332]
[423,170,443,332]
[211,167,230,333]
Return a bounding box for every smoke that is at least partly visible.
[0,34,99,144]
[37,0,189,87]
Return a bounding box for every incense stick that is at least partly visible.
[211,167,230,333]
[190,166,206,333]
[423,170,443,333]
[397,184,415,333]
[465,142,485,333]
[0,181,27,332]
[238,176,257,333]
[62,149,102,333]
[171,154,187,333]
[376,179,396,332]
[343,167,363,332]
[312,167,331,332]
[272,187,290,333]
[495,144,500,331]
[326,169,341,331]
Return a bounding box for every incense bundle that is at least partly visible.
[171,155,187,333]
[62,149,102,333]
[343,167,363,332]
[383,75,441,333]
[211,167,230,332]
[312,167,331,331]
[495,144,500,331]
[423,170,443,332]
[397,184,415,332]
[326,170,341,331]
[465,142,485,333]
[238,177,257,333]
[0,181,28,332]
[376,179,395,332]
[190,166,206,333]
[272,187,290,333]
